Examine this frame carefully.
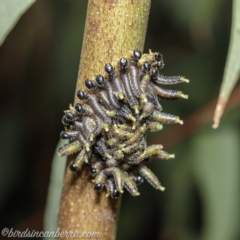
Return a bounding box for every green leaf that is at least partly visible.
[0,0,35,46]
[213,0,240,128]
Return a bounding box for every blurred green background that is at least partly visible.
[0,1,239,240]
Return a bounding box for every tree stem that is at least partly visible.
[58,1,151,239]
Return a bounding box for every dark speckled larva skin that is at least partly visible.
[58,49,189,198]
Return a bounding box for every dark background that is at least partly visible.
[0,1,239,240]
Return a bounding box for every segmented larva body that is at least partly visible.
[59,49,189,198]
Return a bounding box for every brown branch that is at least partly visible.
[149,85,240,150]
[58,1,151,240]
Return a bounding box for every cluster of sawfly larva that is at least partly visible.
[58,49,189,198]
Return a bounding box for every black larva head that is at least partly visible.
[105,63,113,74]
[119,58,128,70]
[66,111,74,120]
[112,189,120,198]
[133,49,142,60]
[89,168,97,175]
[96,75,105,87]
[136,175,144,185]
[98,98,103,105]
[60,131,69,139]
[143,61,151,72]
[94,183,103,191]
[150,68,158,77]
[75,103,83,113]
[62,115,70,126]
[77,90,87,100]
[157,61,164,69]
[154,53,164,69]
[155,52,162,61]
[70,163,78,172]
[85,79,94,89]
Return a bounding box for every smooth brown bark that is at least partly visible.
[58,1,151,240]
